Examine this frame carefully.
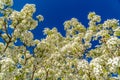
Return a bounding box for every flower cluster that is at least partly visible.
[107,57,120,72]
[90,58,104,78]
[0,0,13,9]
[106,37,120,51]
[103,19,119,30]
[9,4,38,30]
[64,18,86,37]
[88,12,101,22]
[36,15,44,22]
[0,0,120,80]
[77,59,89,73]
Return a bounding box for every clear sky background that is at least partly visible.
[13,0,120,39]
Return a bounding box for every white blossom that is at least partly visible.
[103,19,119,29]
[106,37,120,50]
[36,15,44,22]
[107,57,120,72]
[77,59,89,72]
[88,12,101,22]
[0,0,120,79]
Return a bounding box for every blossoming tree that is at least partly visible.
[0,0,120,80]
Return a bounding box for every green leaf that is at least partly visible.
[114,31,120,36]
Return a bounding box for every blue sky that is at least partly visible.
[13,0,120,39]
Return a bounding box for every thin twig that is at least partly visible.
[3,21,11,39]
[31,65,36,80]
[3,40,11,52]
